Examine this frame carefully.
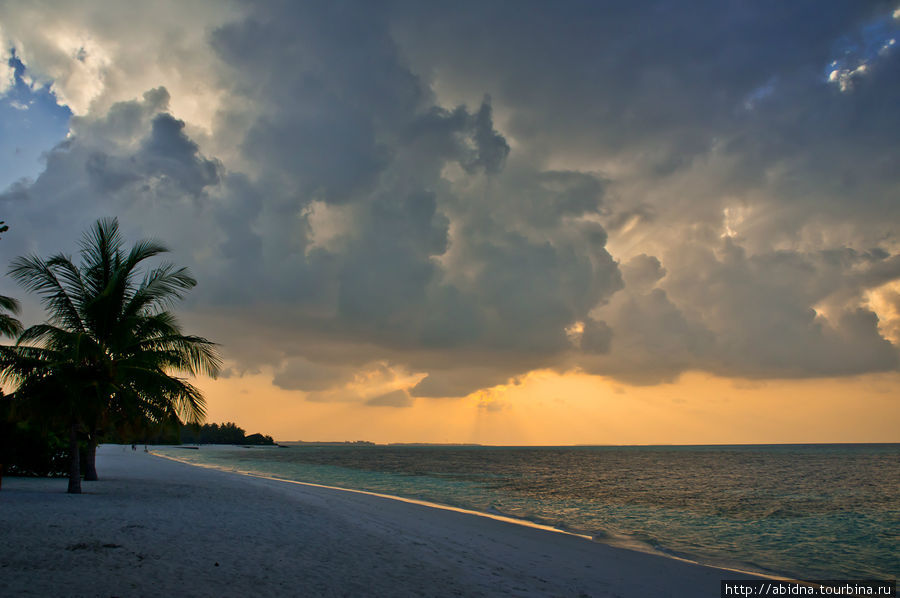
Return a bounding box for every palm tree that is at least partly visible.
[0,294,22,490]
[0,295,22,338]
[1,340,99,493]
[2,218,220,493]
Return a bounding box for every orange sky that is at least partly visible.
[199,370,900,445]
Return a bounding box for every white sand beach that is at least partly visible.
[0,445,761,597]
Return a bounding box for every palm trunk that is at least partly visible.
[67,423,81,494]
[83,435,99,481]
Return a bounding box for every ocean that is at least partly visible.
[153,443,899,580]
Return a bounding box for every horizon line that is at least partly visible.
[272,440,900,447]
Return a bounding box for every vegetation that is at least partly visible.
[0,218,221,493]
[0,294,22,339]
[0,293,23,489]
[0,409,68,478]
[102,421,275,446]
[180,422,275,445]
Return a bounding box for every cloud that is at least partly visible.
[584,276,713,385]
[271,358,353,392]
[393,1,900,250]
[586,240,900,384]
[0,87,221,239]
[81,107,221,198]
[1,0,898,399]
[365,389,413,408]
[0,0,238,128]
[0,39,13,95]
[411,368,515,399]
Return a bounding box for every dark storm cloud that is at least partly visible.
[661,242,900,377]
[392,0,900,243]
[196,0,625,372]
[2,0,899,397]
[405,98,510,176]
[588,241,900,384]
[271,358,353,392]
[83,112,221,197]
[388,0,900,385]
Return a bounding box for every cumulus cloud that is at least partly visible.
[0,46,13,95]
[0,87,221,256]
[271,358,353,392]
[1,0,898,400]
[393,0,900,252]
[587,241,900,384]
[80,99,221,198]
[0,0,238,129]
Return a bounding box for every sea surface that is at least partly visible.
[153,443,899,580]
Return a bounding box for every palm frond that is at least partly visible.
[146,376,207,424]
[80,217,124,298]
[0,294,20,313]
[123,263,197,318]
[0,314,23,338]
[127,331,222,378]
[115,366,208,424]
[0,294,23,338]
[16,323,70,347]
[8,254,86,333]
[122,239,170,278]
[45,255,88,302]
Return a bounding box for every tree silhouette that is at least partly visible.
[0,294,22,490]
[2,218,220,493]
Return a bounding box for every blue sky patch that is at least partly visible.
[0,51,72,191]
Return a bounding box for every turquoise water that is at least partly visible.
[153,443,900,579]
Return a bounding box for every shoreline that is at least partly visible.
[1,444,763,597]
[153,448,782,581]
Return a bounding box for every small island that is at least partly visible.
[178,422,275,446]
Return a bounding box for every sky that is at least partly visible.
[0,0,898,444]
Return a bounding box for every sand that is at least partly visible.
[0,445,761,597]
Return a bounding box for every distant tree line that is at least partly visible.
[98,420,274,446]
[180,422,275,445]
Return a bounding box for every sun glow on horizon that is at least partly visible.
[196,369,900,446]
